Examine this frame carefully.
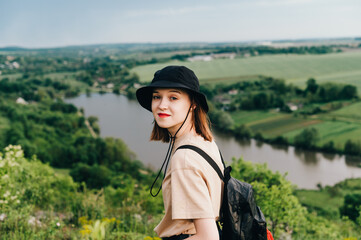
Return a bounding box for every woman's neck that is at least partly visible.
[168,121,196,140]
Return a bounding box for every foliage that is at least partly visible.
[229,157,361,239]
[344,140,361,156]
[340,193,361,222]
[0,145,163,239]
[229,157,306,238]
[294,128,319,149]
[234,124,252,139]
[208,109,234,132]
[0,145,79,210]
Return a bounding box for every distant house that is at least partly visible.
[106,83,114,89]
[287,103,299,111]
[228,89,238,95]
[187,55,213,62]
[16,97,28,105]
[12,62,20,69]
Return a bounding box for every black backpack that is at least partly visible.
[177,145,267,240]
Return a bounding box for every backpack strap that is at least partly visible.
[177,145,224,181]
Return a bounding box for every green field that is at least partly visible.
[295,178,361,219]
[247,115,322,138]
[132,51,361,92]
[282,120,361,148]
[327,101,361,122]
[43,71,88,89]
[230,110,287,127]
[0,71,89,90]
[0,73,22,81]
[229,100,361,150]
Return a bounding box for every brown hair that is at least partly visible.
[150,91,213,142]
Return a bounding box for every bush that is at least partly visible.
[294,128,319,149]
[344,140,361,156]
[234,124,252,139]
[0,145,79,210]
[340,193,361,222]
[70,163,113,189]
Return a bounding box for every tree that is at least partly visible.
[340,85,358,99]
[306,78,318,94]
[230,158,307,238]
[344,140,361,156]
[209,109,234,132]
[340,193,361,222]
[253,92,268,109]
[234,124,252,139]
[294,128,319,149]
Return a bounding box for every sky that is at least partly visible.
[0,0,361,48]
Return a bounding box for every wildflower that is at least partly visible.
[11,195,17,200]
[28,216,42,227]
[56,222,61,227]
[0,213,7,221]
[80,224,92,236]
[3,191,10,198]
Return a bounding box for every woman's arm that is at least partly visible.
[186,218,219,240]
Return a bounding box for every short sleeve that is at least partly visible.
[171,167,214,220]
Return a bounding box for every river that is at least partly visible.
[65,93,361,189]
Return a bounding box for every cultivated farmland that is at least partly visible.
[132,51,361,92]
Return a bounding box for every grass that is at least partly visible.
[131,51,361,92]
[0,113,10,147]
[282,120,361,148]
[295,178,361,219]
[247,115,322,137]
[230,110,287,127]
[328,101,361,121]
[43,71,89,90]
[0,73,23,81]
[228,100,361,150]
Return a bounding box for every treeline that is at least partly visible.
[204,77,360,156]
[0,98,154,188]
[0,65,156,193]
[203,77,358,113]
[214,45,335,55]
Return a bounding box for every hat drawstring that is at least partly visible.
[150,107,192,197]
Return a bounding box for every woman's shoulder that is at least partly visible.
[172,134,220,171]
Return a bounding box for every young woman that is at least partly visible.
[136,66,224,240]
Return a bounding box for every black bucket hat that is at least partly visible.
[136,65,208,112]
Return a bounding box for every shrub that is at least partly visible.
[340,193,361,222]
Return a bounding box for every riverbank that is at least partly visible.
[65,92,361,189]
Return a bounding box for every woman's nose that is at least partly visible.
[158,98,168,110]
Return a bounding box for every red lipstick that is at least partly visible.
[158,113,170,118]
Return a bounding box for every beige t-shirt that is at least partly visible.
[154,132,224,237]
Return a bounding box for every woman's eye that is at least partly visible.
[170,96,178,100]
[152,95,160,100]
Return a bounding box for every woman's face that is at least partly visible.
[151,88,192,135]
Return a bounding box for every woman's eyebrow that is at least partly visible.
[169,90,182,94]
